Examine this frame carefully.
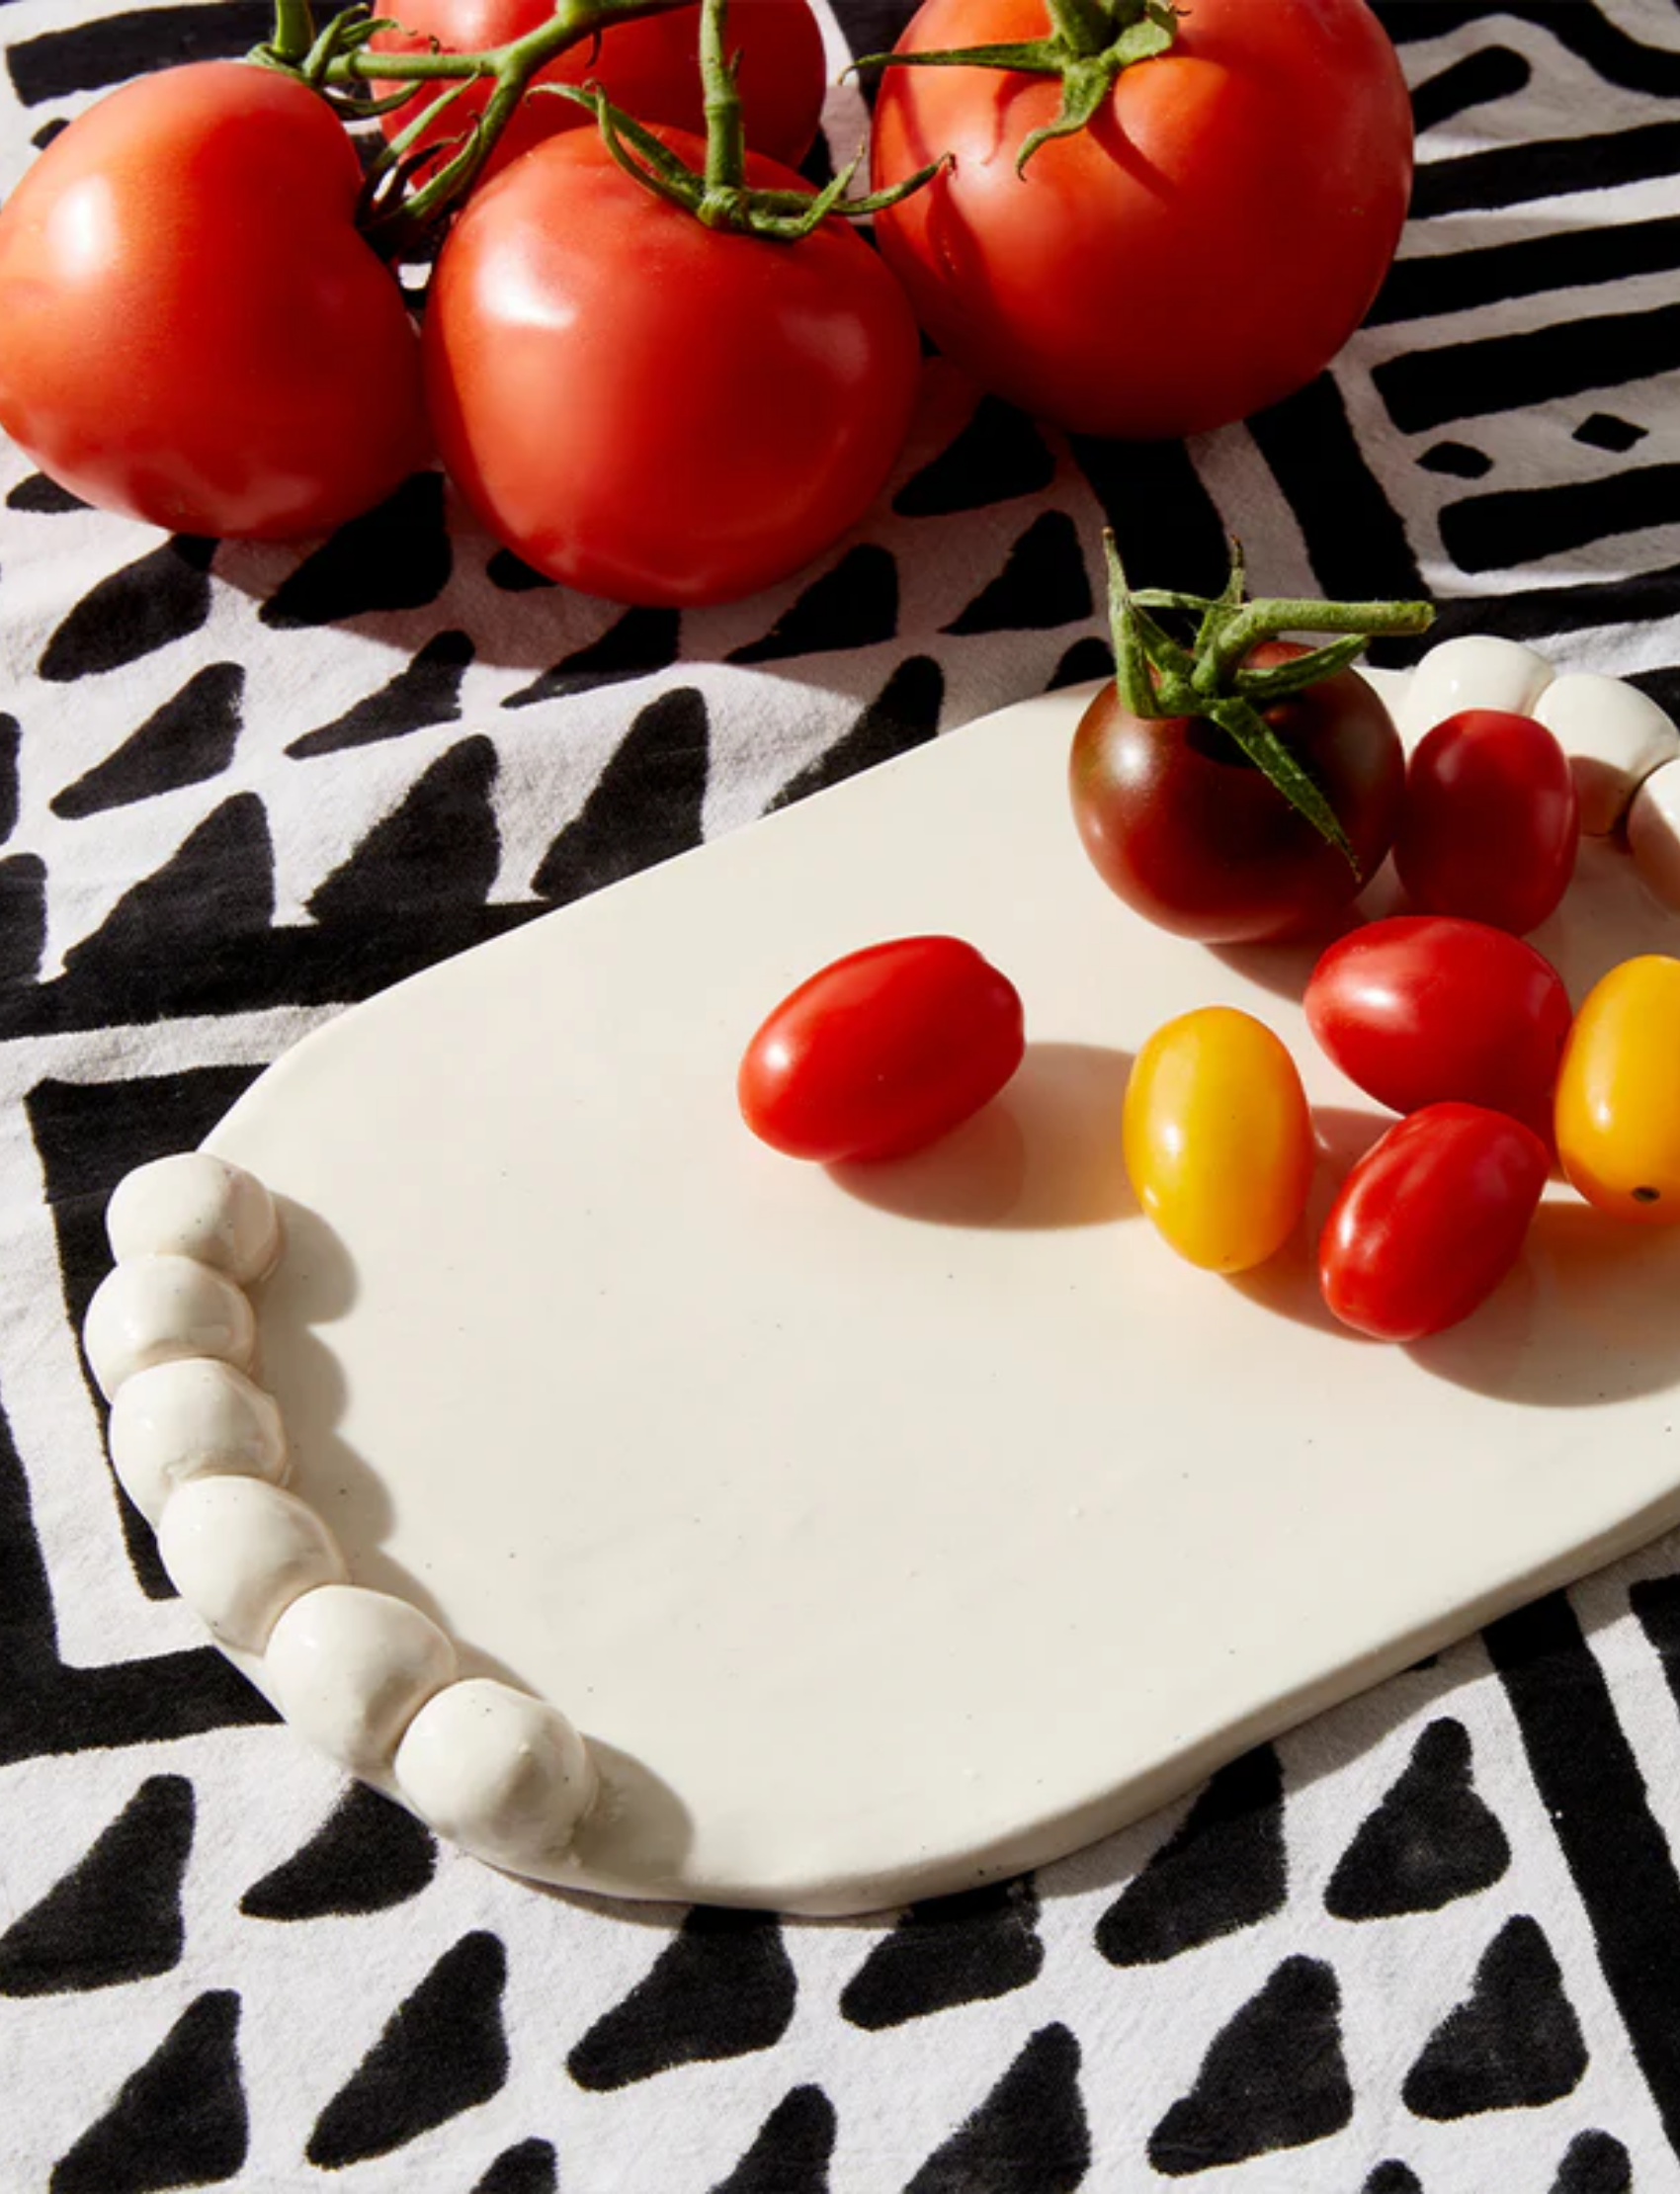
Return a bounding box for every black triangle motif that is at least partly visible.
[309,735,498,928]
[1148,1957,1353,2174]
[1365,2165,1424,2194]
[306,1930,509,2167]
[729,545,898,664]
[1097,1744,1287,1967]
[1048,636,1113,691]
[289,631,474,757]
[841,1876,1043,2030]
[503,606,681,709]
[474,2137,558,2194]
[0,854,45,987]
[1326,1720,1510,1921]
[0,1774,191,1995]
[567,1906,797,2091]
[769,655,943,814]
[1070,432,1232,599]
[943,512,1093,636]
[0,713,18,842]
[1402,1914,1587,2120]
[50,1990,246,2192]
[262,472,450,630]
[1551,2129,1632,2193]
[240,1782,436,1920]
[7,470,88,513]
[52,662,243,819]
[487,546,558,592]
[709,2085,836,2194]
[1573,413,1645,455]
[905,2023,1088,2194]
[894,395,1055,518]
[62,794,275,986]
[1420,442,1492,481]
[534,685,708,905]
[40,537,216,683]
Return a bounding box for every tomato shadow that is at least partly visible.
[829,1040,1136,1229]
[1226,1103,1389,1338]
[1205,885,1395,1004]
[1408,1199,1680,1408]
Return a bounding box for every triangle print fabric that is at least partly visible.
[4,0,1680,2184]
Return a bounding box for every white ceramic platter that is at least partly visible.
[192,672,1680,1915]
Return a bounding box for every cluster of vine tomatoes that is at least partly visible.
[0,0,1413,605]
[739,647,1680,1351]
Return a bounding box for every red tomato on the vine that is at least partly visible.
[0,61,429,539]
[739,937,1026,1162]
[423,127,923,607]
[1068,643,1405,944]
[371,0,828,182]
[869,0,1411,438]
[1394,710,1580,935]
[1305,916,1572,1140]
[1319,1102,1549,1342]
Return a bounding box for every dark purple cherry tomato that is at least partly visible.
[1319,1102,1549,1342]
[1394,710,1579,935]
[1305,915,1572,1141]
[738,937,1025,1163]
[1069,643,1405,943]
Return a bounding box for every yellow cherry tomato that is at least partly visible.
[1555,954,1680,1225]
[1124,1006,1315,1272]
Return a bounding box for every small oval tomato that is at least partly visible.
[1070,645,1405,943]
[1305,916,1572,1139]
[424,127,922,606]
[372,0,827,184]
[1123,1007,1313,1272]
[1319,1103,1549,1341]
[1394,711,1579,935]
[1555,956,1680,1225]
[0,62,429,539]
[739,937,1025,1162]
[870,0,1411,438]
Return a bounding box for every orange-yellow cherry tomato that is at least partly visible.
[1124,1007,1315,1273]
[1555,955,1680,1225]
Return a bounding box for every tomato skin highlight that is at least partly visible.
[424,127,922,607]
[738,938,1026,1163]
[1555,956,1680,1226]
[869,0,1412,438]
[1318,1103,1549,1342]
[371,0,827,183]
[1069,647,1405,944]
[1123,1008,1314,1273]
[1395,710,1579,935]
[0,62,430,540]
[1305,916,1572,1139]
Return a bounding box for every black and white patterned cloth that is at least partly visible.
[4,1,1680,2185]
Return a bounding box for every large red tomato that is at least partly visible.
[869,0,1411,437]
[1069,643,1405,943]
[0,62,429,538]
[423,127,923,607]
[371,0,827,182]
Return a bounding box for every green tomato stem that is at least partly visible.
[1100,529,1435,871]
[851,0,1178,173]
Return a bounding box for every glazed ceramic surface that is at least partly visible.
[200,673,1680,1913]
